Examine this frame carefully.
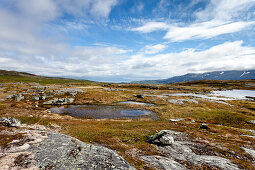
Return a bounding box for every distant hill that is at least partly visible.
[131,70,255,84]
[0,69,93,84]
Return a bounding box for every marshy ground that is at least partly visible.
[0,77,255,169]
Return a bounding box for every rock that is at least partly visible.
[51,88,83,96]
[147,130,167,143]
[153,131,240,170]
[168,99,198,105]
[200,123,209,129]
[6,94,25,101]
[140,155,185,170]
[0,117,21,127]
[242,147,255,159]
[133,94,143,99]
[247,120,255,124]
[168,99,184,104]
[39,96,46,100]
[28,131,135,169]
[169,118,185,122]
[43,98,75,105]
[246,96,255,100]
[32,96,40,101]
[147,130,175,145]
[159,135,175,145]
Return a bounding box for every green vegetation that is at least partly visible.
[0,75,94,85]
[191,110,248,125]
[0,71,255,169]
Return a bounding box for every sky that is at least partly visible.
[0,0,255,82]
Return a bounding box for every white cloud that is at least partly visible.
[1,40,254,81]
[143,44,167,54]
[131,22,170,33]
[116,41,255,80]
[164,21,255,41]
[195,0,255,21]
[132,0,255,42]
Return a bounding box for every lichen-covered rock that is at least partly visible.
[6,94,25,101]
[27,131,136,169]
[0,117,21,127]
[169,118,185,122]
[147,130,175,145]
[159,135,175,145]
[43,98,74,105]
[247,120,255,124]
[168,99,198,105]
[140,155,185,170]
[152,130,240,170]
[0,127,136,170]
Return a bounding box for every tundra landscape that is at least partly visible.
[1,0,255,169]
[0,70,255,169]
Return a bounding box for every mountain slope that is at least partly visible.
[0,69,93,84]
[131,70,255,84]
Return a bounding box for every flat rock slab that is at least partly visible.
[28,131,135,170]
[0,127,135,170]
[153,130,240,170]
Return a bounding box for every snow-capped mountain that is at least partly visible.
[131,70,255,84]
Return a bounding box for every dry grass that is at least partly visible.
[0,78,255,168]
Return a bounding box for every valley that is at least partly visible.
[0,72,255,169]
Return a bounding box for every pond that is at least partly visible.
[211,90,255,100]
[164,90,255,101]
[49,105,157,120]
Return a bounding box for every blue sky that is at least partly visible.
[0,0,255,82]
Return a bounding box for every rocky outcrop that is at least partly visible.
[146,130,240,170]
[0,117,21,127]
[51,88,83,96]
[169,118,185,122]
[147,130,175,145]
[247,120,255,124]
[0,120,135,170]
[6,94,24,101]
[168,99,198,105]
[43,98,75,105]
[140,155,185,170]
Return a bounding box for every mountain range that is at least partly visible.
[131,70,255,84]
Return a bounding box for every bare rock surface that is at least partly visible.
[168,99,198,105]
[140,155,185,170]
[0,122,135,170]
[146,130,240,170]
[0,117,21,127]
[242,147,255,160]
[43,98,75,105]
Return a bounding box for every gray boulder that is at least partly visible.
[32,96,40,101]
[6,94,25,101]
[159,135,175,145]
[169,118,185,122]
[140,155,185,170]
[147,130,175,145]
[153,130,240,170]
[43,98,75,105]
[200,123,209,129]
[247,120,255,124]
[0,117,21,127]
[28,131,136,169]
[168,99,198,105]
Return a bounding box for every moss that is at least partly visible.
[191,110,248,125]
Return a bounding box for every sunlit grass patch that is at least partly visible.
[0,126,24,147]
[191,110,248,125]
